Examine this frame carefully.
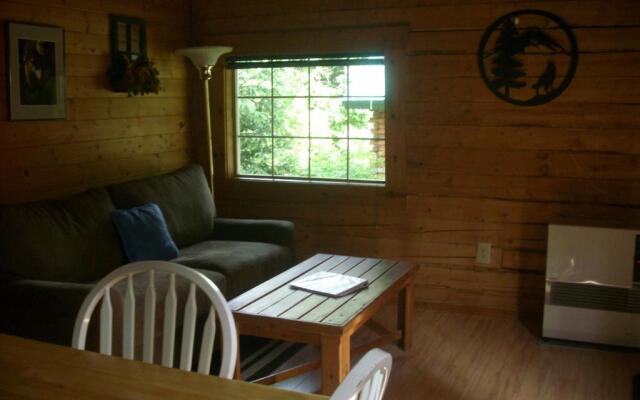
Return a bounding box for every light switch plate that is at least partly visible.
[476,242,492,264]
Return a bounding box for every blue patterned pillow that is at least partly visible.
[112,203,179,262]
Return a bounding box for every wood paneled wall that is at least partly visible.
[0,0,193,204]
[194,0,640,315]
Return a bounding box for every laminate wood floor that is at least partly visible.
[272,304,638,398]
[382,305,639,400]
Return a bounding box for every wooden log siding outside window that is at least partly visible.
[225,54,386,185]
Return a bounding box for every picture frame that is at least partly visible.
[7,22,65,120]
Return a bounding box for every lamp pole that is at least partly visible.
[176,46,232,195]
[200,65,215,193]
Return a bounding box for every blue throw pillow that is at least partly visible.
[112,203,179,262]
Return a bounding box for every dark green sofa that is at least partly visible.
[0,164,294,346]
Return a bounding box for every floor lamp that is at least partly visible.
[177,46,232,194]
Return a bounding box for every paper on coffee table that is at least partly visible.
[290,271,368,297]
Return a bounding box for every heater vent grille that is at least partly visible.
[549,281,640,314]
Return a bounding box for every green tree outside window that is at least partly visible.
[236,61,385,182]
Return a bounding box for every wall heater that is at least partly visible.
[543,224,640,348]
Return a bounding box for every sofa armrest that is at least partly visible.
[0,280,94,346]
[211,218,295,253]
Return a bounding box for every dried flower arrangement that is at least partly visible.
[108,53,160,96]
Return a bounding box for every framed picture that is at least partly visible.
[7,22,65,120]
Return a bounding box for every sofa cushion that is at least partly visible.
[173,241,292,298]
[0,279,95,346]
[112,203,179,262]
[196,269,228,294]
[107,165,216,249]
[0,189,125,283]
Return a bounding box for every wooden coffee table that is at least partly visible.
[229,253,416,395]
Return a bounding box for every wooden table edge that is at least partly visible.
[342,262,416,336]
[0,334,328,400]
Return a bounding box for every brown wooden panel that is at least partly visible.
[8,0,190,24]
[501,250,547,272]
[66,77,188,98]
[0,0,192,203]
[406,195,640,225]
[407,26,640,54]
[196,25,409,54]
[403,53,640,79]
[404,101,640,129]
[0,116,189,149]
[0,150,191,204]
[404,173,640,205]
[67,97,188,121]
[195,0,640,23]
[305,219,548,251]
[405,148,640,180]
[0,133,188,173]
[401,76,640,104]
[65,55,188,79]
[405,125,640,154]
[0,1,91,33]
[413,283,543,313]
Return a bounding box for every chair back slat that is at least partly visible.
[142,270,156,363]
[362,369,384,400]
[99,286,113,356]
[161,273,177,368]
[197,307,217,374]
[72,261,237,379]
[122,274,135,360]
[179,283,197,371]
[330,349,392,400]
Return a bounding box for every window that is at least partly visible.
[228,54,385,183]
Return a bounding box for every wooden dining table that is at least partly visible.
[0,334,328,400]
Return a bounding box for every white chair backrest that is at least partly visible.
[330,348,392,400]
[72,261,238,378]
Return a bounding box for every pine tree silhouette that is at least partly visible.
[490,18,526,98]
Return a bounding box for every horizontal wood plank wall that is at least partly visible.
[193,0,640,315]
[0,0,193,204]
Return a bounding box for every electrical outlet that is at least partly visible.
[476,242,492,264]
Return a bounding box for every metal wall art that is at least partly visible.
[477,9,579,106]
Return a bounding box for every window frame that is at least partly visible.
[227,54,387,186]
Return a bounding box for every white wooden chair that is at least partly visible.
[72,261,238,378]
[330,348,392,400]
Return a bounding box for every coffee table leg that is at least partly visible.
[234,355,242,380]
[321,334,350,395]
[234,331,242,380]
[397,284,414,350]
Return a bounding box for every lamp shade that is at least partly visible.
[177,46,232,68]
